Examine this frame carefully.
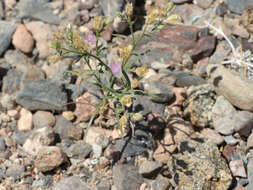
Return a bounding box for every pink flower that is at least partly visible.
[86,33,96,43]
[109,62,122,77]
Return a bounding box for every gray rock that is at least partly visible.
[141,79,174,103]
[133,96,165,117]
[12,130,31,145]
[6,165,25,179]
[172,71,206,87]
[172,0,192,4]
[111,129,153,158]
[99,0,125,18]
[234,111,253,137]
[138,161,162,178]
[113,164,144,190]
[247,150,253,190]
[91,144,102,158]
[16,80,68,111]
[225,0,253,14]
[0,1,4,19]
[53,176,91,190]
[96,180,111,190]
[64,141,92,159]
[207,64,253,111]
[212,96,237,135]
[32,176,53,188]
[0,167,5,181]
[0,137,6,152]
[224,135,238,145]
[2,69,23,95]
[0,21,17,56]
[54,116,74,140]
[183,84,216,128]
[18,0,60,24]
[4,50,27,67]
[152,175,170,190]
[212,96,253,136]
[79,0,98,10]
[173,138,232,190]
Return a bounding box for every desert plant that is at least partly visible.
[49,2,176,136]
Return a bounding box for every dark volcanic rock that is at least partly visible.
[113,164,144,190]
[2,69,23,95]
[225,0,253,14]
[18,0,60,24]
[53,176,91,190]
[16,80,68,111]
[0,21,17,56]
[172,71,206,87]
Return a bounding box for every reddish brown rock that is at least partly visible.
[134,25,216,68]
[12,24,34,53]
[75,92,97,122]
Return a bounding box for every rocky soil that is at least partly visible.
[1,0,253,189]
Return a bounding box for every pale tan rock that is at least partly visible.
[33,111,55,128]
[153,117,194,163]
[23,126,55,155]
[62,111,75,121]
[247,132,253,149]
[85,127,112,146]
[199,128,224,145]
[207,64,253,111]
[25,21,53,58]
[229,159,247,178]
[17,108,33,132]
[34,146,64,172]
[12,24,34,53]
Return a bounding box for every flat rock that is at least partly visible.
[225,0,253,14]
[16,80,68,111]
[152,175,170,190]
[53,176,91,190]
[5,165,25,179]
[4,50,27,68]
[229,159,247,178]
[113,164,144,190]
[199,128,224,145]
[247,150,253,190]
[172,71,206,87]
[34,146,65,172]
[134,25,215,67]
[207,64,253,111]
[138,161,162,177]
[64,141,92,159]
[140,76,174,103]
[133,96,165,117]
[18,0,60,24]
[0,21,17,56]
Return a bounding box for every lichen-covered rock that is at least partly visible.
[183,84,216,128]
[172,138,232,190]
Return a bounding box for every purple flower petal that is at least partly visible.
[109,62,122,77]
[86,33,96,43]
